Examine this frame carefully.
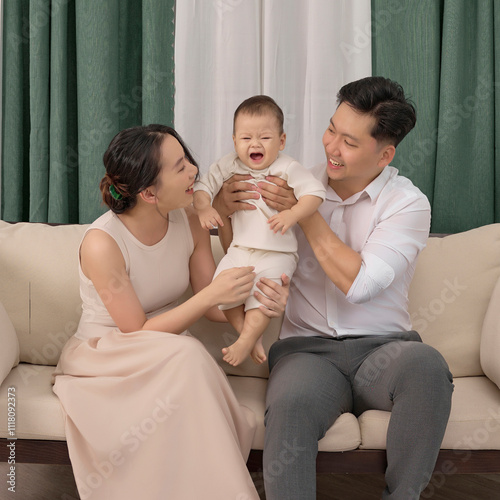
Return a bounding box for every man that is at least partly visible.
[214,76,454,499]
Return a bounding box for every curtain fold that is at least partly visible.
[142,0,175,125]
[174,0,263,168]
[49,0,77,222]
[432,1,497,233]
[260,0,372,169]
[175,0,372,173]
[2,0,175,223]
[2,0,28,221]
[372,0,500,233]
[74,0,121,224]
[29,0,50,221]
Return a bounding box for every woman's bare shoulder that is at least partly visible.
[80,229,124,273]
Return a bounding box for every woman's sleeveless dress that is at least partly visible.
[53,209,258,500]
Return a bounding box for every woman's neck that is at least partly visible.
[117,205,169,246]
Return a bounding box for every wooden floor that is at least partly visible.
[1,464,499,499]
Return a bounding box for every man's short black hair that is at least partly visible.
[337,76,416,147]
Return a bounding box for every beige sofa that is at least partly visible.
[1,220,500,477]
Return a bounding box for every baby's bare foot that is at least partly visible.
[250,338,267,365]
[222,337,254,367]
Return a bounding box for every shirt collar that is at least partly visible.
[319,164,398,204]
[364,166,397,201]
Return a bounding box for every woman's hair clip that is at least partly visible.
[109,185,123,200]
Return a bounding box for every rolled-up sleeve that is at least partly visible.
[345,195,430,304]
[347,252,395,304]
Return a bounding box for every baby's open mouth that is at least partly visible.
[250,153,264,161]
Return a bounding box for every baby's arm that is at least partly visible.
[193,190,224,230]
[268,194,323,234]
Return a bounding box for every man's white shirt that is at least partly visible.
[280,163,431,339]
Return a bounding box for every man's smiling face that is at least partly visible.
[322,102,395,200]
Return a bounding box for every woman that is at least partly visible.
[53,124,287,500]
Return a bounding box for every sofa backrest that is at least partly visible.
[408,223,500,377]
[1,220,499,380]
[0,221,87,366]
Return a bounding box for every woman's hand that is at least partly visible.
[209,266,256,307]
[212,174,259,219]
[258,176,297,213]
[255,274,290,318]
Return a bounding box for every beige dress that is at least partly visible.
[53,209,259,500]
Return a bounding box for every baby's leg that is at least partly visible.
[222,309,271,367]
[250,334,266,365]
[223,305,245,334]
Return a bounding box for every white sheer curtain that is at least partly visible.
[175,0,372,173]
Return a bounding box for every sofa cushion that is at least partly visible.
[0,364,66,440]
[408,224,500,377]
[358,376,500,450]
[480,277,500,389]
[0,302,20,384]
[0,221,87,365]
[227,376,361,452]
[0,365,362,451]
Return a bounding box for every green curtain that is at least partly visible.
[372,0,500,233]
[2,0,175,224]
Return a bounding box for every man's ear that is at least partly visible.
[377,144,396,168]
[139,187,157,204]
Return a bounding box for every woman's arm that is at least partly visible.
[187,208,226,322]
[81,227,255,334]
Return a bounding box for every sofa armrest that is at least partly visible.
[480,276,500,389]
[0,302,20,385]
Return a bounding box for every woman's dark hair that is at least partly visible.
[233,95,285,135]
[100,124,198,214]
[337,76,416,147]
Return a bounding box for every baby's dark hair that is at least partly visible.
[233,95,284,135]
[337,76,416,147]
[100,124,197,214]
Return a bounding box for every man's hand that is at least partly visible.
[212,174,259,218]
[255,274,290,318]
[258,176,297,212]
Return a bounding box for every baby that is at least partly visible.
[194,95,325,366]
